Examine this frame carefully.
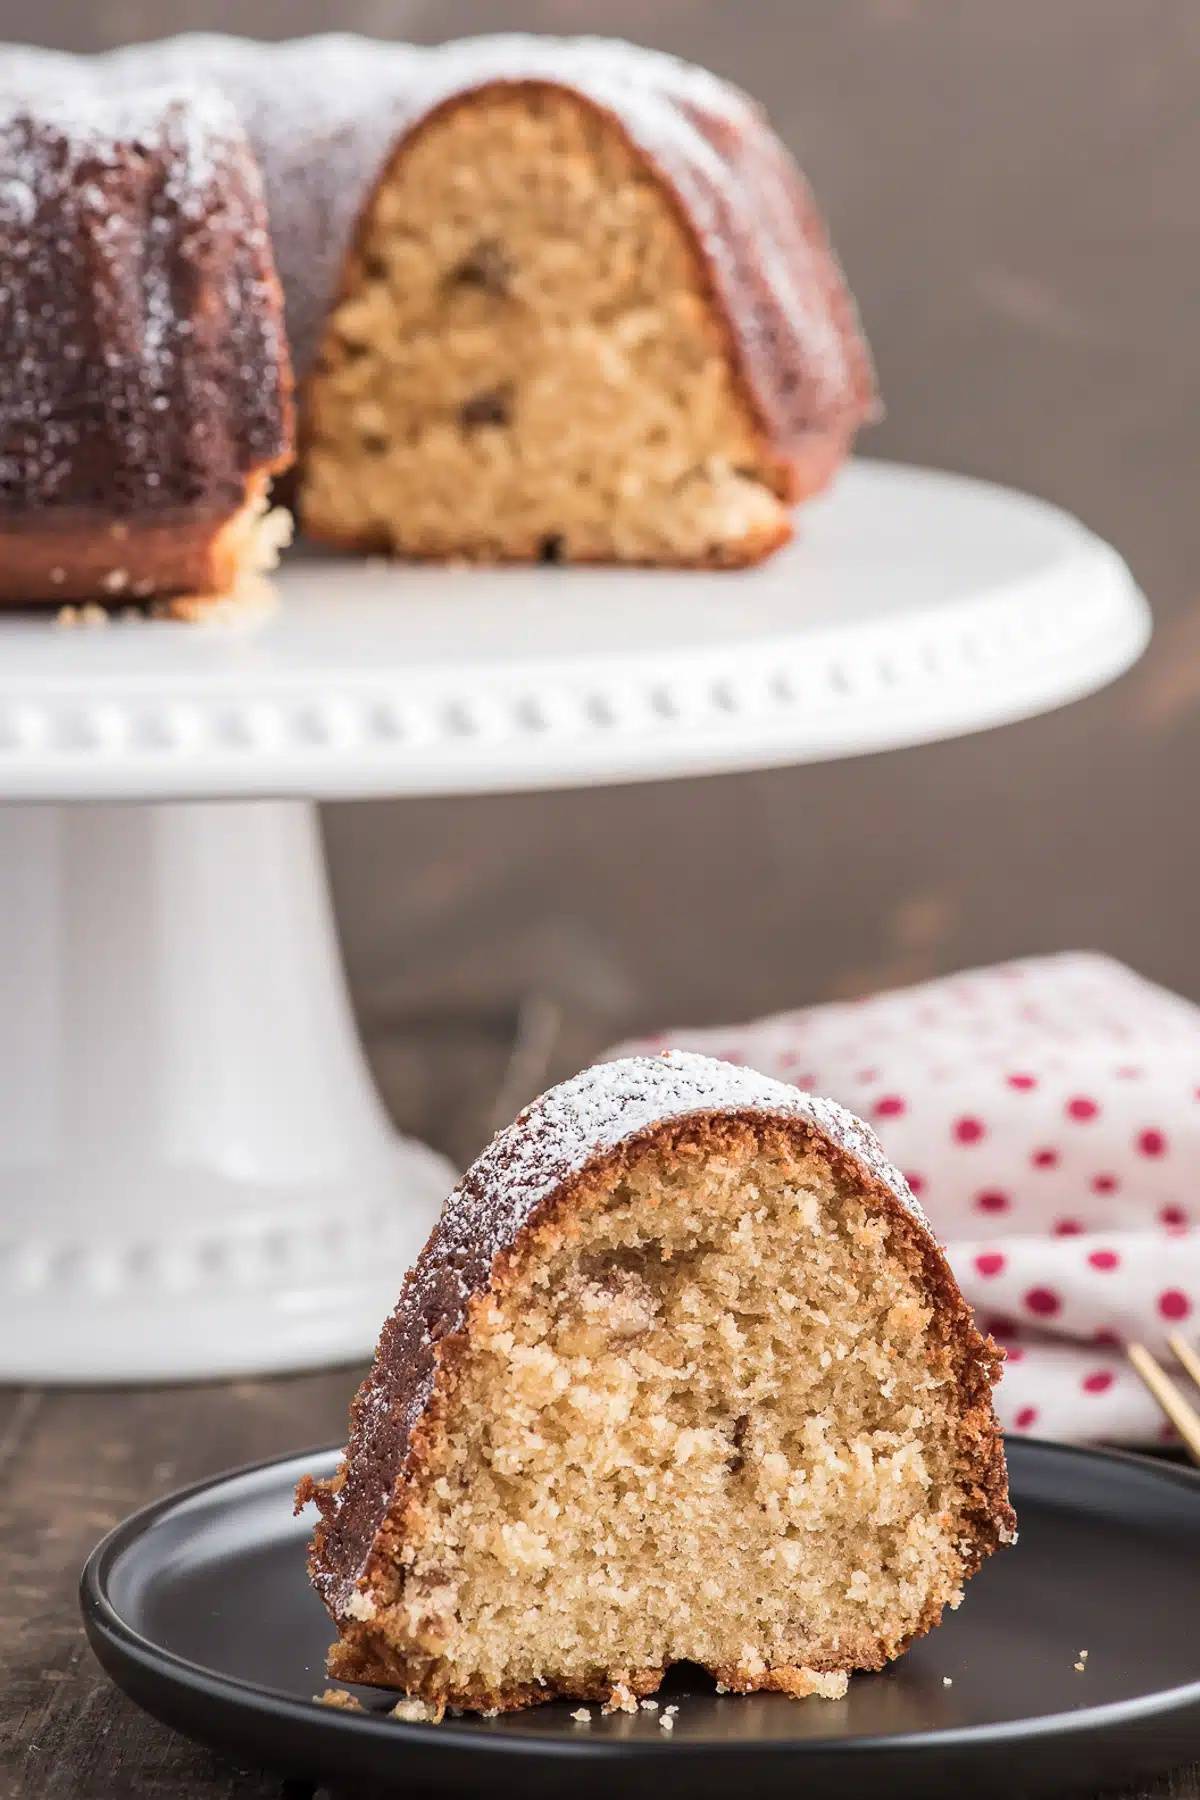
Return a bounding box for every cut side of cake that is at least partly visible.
[0,86,293,608]
[299,1053,1013,1712]
[301,75,861,567]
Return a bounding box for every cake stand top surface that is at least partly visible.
[0,461,1149,802]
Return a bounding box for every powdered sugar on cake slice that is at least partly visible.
[449,1052,929,1278]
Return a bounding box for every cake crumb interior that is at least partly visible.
[364,1126,972,1703]
[302,86,789,564]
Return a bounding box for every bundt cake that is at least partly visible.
[298,1053,1012,1714]
[0,85,293,608]
[3,35,876,578]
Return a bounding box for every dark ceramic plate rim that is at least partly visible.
[80,1436,1200,1765]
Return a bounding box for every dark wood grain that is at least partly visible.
[0,1377,352,1800]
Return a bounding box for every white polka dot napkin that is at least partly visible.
[609,953,1200,1445]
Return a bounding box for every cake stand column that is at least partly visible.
[0,799,455,1382]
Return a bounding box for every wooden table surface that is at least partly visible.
[2,1012,1196,1800]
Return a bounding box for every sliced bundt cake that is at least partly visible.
[299,1053,1013,1713]
[4,35,876,571]
[0,85,293,608]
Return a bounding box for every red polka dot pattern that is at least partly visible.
[1025,1286,1061,1317]
[1138,1128,1168,1158]
[975,1252,1005,1278]
[1091,1173,1118,1194]
[1007,1073,1038,1091]
[1087,1249,1119,1272]
[874,1094,906,1118]
[954,1116,986,1144]
[1082,1370,1114,1394]
[975,1189,1010,1214]
[1160,1205,1187,1227]
[1160,1289,1192,1321]
[1067,1096,1100,1121]
[1015,1406,1038,1431]
[1032,1147,1059,1169]
[1053,1219,1083,1236]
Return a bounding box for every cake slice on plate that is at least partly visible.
[299,1052,1012,1713]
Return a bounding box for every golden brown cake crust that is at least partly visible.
[301,510,795,572]
[0,481,283,608]
[299,1055,1013,1712]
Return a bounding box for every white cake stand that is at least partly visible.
[0,461,1149,1382]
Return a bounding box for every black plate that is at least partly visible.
[81,1439,1200,1798]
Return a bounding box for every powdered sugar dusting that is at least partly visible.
[306,1051,921,1611]
[0,74,288,526]
[458,1051,925,1256]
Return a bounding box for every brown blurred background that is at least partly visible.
[6,0,1197,1160]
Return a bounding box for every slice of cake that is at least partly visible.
[0,86,293,608]
[298,46,876,567]
[299,1053,1012,1712]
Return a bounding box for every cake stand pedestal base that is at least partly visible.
[0,800,455,1383]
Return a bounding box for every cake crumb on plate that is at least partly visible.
[391,1696,444,1722]
[316,1687,362,1711]
[603,1679,639,1714]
